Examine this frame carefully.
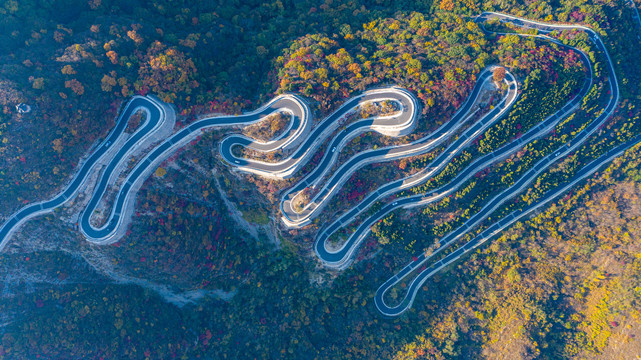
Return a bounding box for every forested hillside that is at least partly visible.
[0,0,640,359]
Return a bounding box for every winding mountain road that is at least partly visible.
[0,10,635,320]
[373,12,624,316]
[0,87,418,248]
[280,69,503,228]
[313,70,521,268]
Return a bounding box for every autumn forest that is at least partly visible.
[1,0,641,359]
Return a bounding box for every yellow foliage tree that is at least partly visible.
[155,167,167,177]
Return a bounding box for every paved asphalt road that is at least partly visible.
[374,12,624,317]
[280,70,492,227]
[0,87,418,247]
[313,70,521,268]
[80,94,310,241]
[0,96,166,247]
[220,88,419,179]
[0,94,306,246]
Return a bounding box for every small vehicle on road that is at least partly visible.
[392,202,398,206]
[331,147,336,153]
[105,141,112,147]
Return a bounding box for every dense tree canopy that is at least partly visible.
[0,0,640,359]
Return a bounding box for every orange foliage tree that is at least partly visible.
[64,79,85,96]
[137,41,198,103]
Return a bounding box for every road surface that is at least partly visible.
[374,12,623,317]
[0,88,419,247]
